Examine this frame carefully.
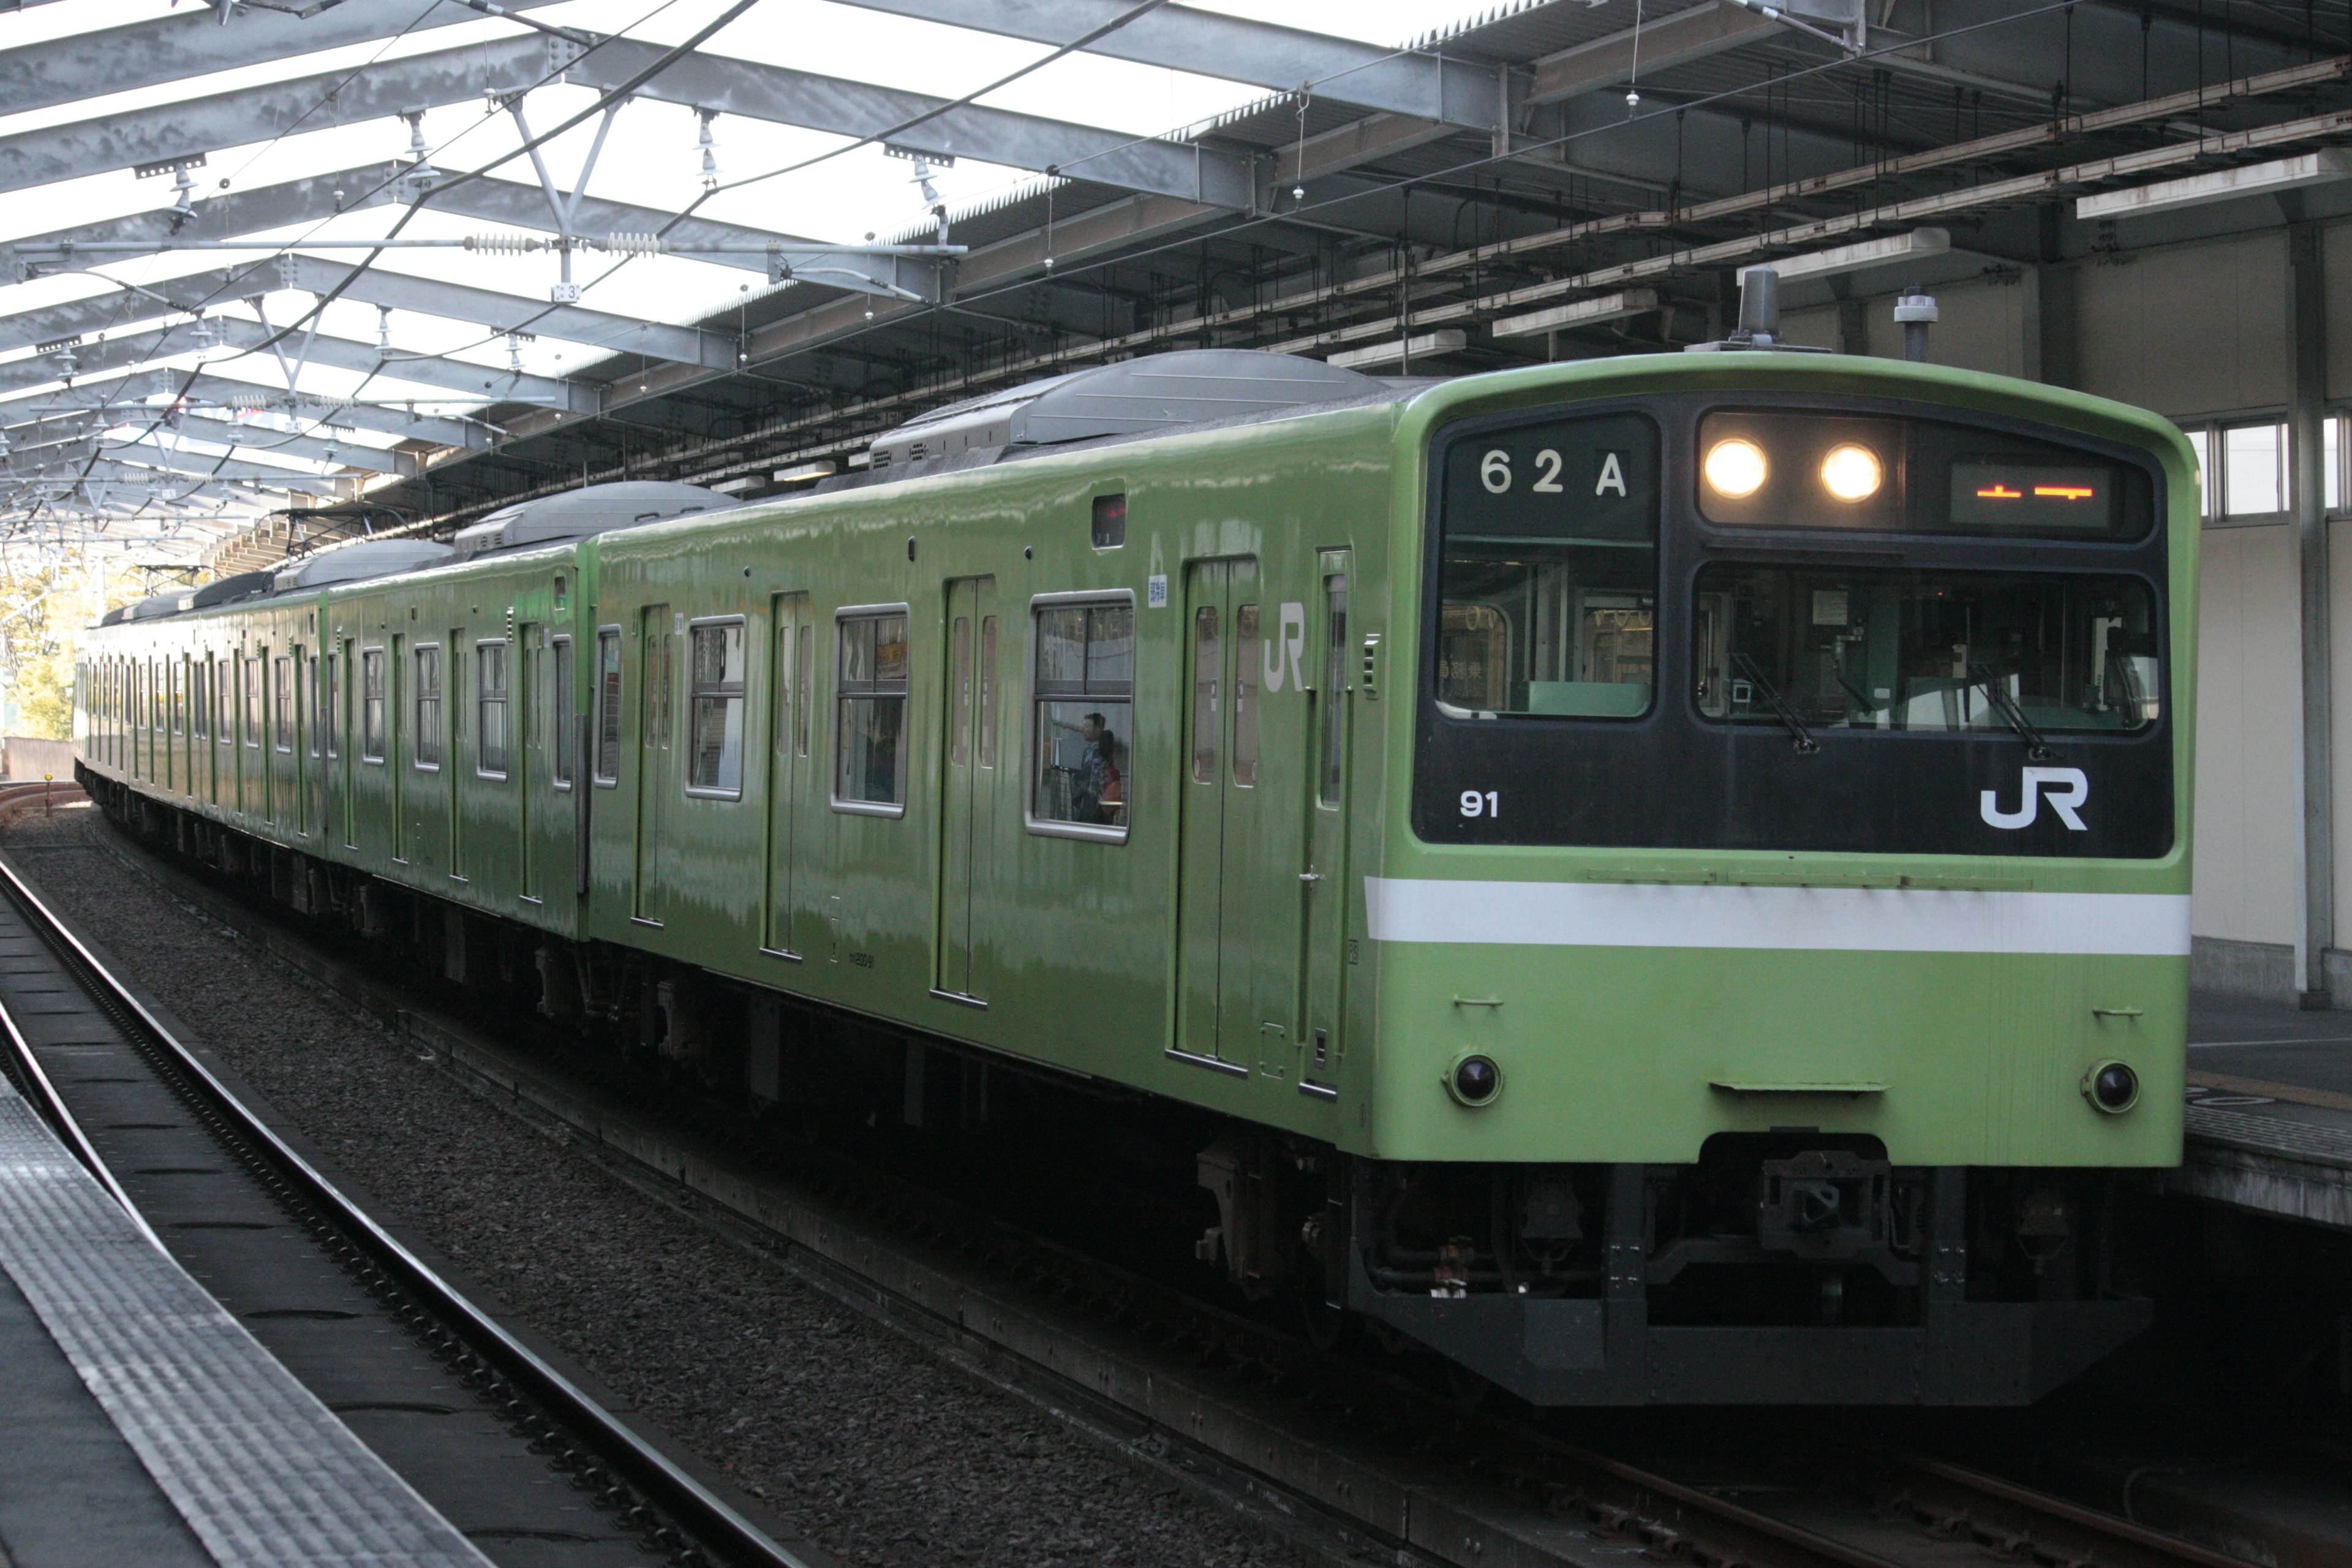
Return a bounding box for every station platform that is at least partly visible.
[0,1074,490,1567]
[2174,993,2352,1230]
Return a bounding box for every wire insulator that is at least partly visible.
[597,232,667,254]
[463,233,542,254]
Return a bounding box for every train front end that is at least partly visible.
[1355,352,2195,1404]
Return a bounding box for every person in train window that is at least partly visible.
[1076,711,1124,826]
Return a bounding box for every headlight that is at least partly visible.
[1703,438,1768,500]
[1820,443,1883,502]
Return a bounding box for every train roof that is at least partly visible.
[272,540,456,595]
[848,350,1390,486]
[452,481,738,562]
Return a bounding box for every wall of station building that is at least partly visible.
[1778,222,2352,1001]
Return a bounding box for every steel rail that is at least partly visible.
[0,847,813,1568]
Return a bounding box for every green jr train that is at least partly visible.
[74,314,2196,1405]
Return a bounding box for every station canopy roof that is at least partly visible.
[1,0,2344,571]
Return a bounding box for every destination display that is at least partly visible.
[1949,462,2116,530]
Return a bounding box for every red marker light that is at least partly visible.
[1977,484,2022,500]
[2033,485,2096,500]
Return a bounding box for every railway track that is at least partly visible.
[42,802,2289,1568]
[0,835,812,1568]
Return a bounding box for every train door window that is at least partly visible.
[686,618,746,798]
[976,616,998,769]
[1190,606,1219,784]
[244,656,263,747]
[594,627,622,785]
[1031,595,1133,835]
[834,607,909,813]
[949,614,973,767]
[273,657,294,753]
[169,662,183,736]
[414,644,443,769]
[477,639,510,778]
[551,636,573,788]
[315,654,336,759]
[361,649,386,762]
[1319,574,1347,805]
[149,660,161,731]
[216,658,231,746]
[794,624,813,756]
[1232,604,1261,786]
[191,663,208,742]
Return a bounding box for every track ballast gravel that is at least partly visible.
[5,804,1313,1568]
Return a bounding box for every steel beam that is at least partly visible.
[0,316,585,415]
[4,165,941,306]
[1529,2,1779,104]
[819,0,1504,131]
[0,31,1254,211]
[0,38,549,202]
[568,39,1257,208]
[0,0,560,121]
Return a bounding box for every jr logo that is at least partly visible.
[1262,602,1308,693]
[1980,766,2090,831]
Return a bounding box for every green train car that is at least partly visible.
[76,325,2196,1406]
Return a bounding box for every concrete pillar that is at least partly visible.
[2290,218,2332,1005]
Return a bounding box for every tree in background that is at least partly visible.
[0,562,122,742]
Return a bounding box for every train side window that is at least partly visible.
[244,655,263,748]
[414,644,443,769]
[477,638,510,778]
[594,627,622,786]
[686,619,746,799]
[361,649,386,762]
[551,635,573,788]
[833,607,909,813]
[1030,596,1132,837]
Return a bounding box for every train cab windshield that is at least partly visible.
[1418,399,2173,856]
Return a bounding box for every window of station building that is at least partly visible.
[361,649,386,762]
[594,628,622,785]
[414,644,443,768]
[477,639,510,778]
[1033,597,1132,835]
[834,609,909,812]
[551,636,574,788]
[2181,420,2293,521]
[686,619,747,798]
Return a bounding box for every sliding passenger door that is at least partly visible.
[1175,559,1291,1072]
[763,594,812,957]
[934,577,997,1002]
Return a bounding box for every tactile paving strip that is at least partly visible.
[0,1079,492,1568]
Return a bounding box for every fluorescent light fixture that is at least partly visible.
[772,460,837,483]
[2076,150,2352,221]
[1491,288,1662,339]
[1767,228,1950,283]
[708,477,757,494]
[1330,330,1467,369]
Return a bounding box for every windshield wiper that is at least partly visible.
[1733,652,1819,754]
[1968,660,2055,761]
